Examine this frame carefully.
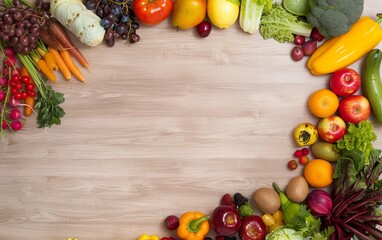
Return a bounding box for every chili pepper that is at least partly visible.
[307,16,382,75]
[137,234,160,240]
[176,212,210,240]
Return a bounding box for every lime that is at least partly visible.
[283,0,310,16]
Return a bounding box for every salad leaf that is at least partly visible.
[335,120,377,163]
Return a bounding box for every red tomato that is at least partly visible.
[132,0,174,26]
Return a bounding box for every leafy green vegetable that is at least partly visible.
[335,120,377,164]
[306,0,364,38]
[259,3,313,43]
[265,226,304,240]
[239,0,272,34]
[35,86,65,128]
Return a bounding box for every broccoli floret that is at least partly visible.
[306,0,364,38]
[238,202,254,217]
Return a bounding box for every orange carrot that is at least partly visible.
[21,65,30,77]
[48,19,89,69]
[35,57,56,82]
[44,52,58,71]
[24,96,35,117]
[48,47,71,81]
[60,49,85,82]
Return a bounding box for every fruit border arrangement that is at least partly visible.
[1,0,382,239]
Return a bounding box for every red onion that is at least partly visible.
[306,189,332,216]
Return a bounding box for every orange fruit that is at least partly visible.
[308,89,339,118]
[303,159,334,188]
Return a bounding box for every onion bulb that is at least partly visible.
[306,189,332,216]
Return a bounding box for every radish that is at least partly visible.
[8,95,21,108]
[3,55,16,67]
[0,77,7,86]
[0,90,5,102]
[3,46,16,57]
[9,108,22,120]
[2,121,8,129]
[10,120,22,131]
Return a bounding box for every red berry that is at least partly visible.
[301,147,310,156]
[161,238,175,240]
[299,156,310,165]
[293,149,303,158]
[220,193,234,206]
[288,160,298,170]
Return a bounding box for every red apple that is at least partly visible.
[211,205,241,236]
[238,215,267,240]
[317,116,347,143]
[329,68,361,97]
[339,95,370,124]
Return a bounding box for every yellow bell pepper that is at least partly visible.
[176,212,210,240]
[307,16,382,75]
[137,234,160,240]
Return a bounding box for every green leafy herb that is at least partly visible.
[35,86,65,128]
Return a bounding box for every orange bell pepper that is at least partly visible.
[176,212,210,240]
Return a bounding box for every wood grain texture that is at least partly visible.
[1,1,382,239]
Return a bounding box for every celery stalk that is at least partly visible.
[239,0,272,34]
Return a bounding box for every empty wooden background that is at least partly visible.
[1,1,382,239]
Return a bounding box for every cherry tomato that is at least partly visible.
[132,0,173,26]
[25,83,34,91]
[288,159,298,170]
[21,76,30,84]
[28,91,36,97]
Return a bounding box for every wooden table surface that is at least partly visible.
[1,1,382,239]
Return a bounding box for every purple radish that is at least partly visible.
[0,77,7,86]
[10,108,22,120]
[8,95,20,108]
[0,90,5,102]
[3,55,16,67]
[11,120,22,131]
[3,46,16,57]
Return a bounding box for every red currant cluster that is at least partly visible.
[8,72,36,100]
